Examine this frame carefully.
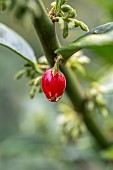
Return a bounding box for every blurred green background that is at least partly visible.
[0,0,113,169]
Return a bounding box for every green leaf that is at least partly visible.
[55,22,113,58]
[0,23,37,64]
[92,45,113,63]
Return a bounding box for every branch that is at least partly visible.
[34,0,111,149]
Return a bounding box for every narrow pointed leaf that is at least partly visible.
[55,22,113,58]
[0,23,37,64]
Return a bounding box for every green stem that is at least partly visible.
[83,107,110,148]
[34,0,111,149]
[34,0,60,66]
[52,55,62,75]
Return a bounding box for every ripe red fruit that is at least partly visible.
[41,69,66,102]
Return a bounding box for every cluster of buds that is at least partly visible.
[49,0,89,38]
[58,103,86,143]
[67,51,90,76]
[15,56,49,99]
[88,82,109,117]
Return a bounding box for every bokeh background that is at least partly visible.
[0,0,113,169]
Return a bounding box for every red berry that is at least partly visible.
[41,69,66,102]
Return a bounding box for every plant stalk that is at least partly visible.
[34,0,111,149]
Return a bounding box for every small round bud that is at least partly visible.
[61,4,72,12]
